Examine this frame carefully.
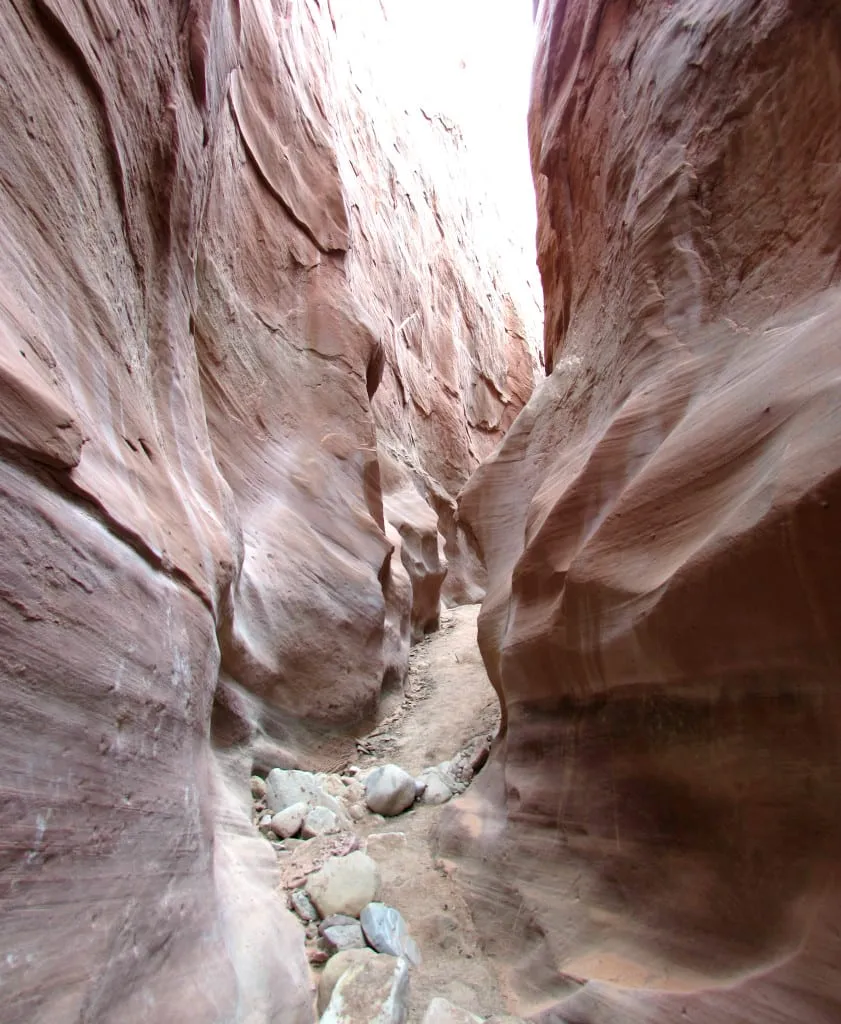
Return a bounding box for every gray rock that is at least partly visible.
[306,851,380,918]
[421,998,482,1024]
[265,767,345,818]
[320,955,409,1024]
[417,769,452,806]
[360,902,422,966]
[436,759,469,795]
[317,948,381,1013]
[290,888,318,923]
[364,764,417,816]
[271,801,308,838]
[303,805,341,838]
[319,914,356,931]
[322,922,366,954]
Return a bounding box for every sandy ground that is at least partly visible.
[349,604,509,1021]
[356,603,499,774]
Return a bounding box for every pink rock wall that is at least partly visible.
[444,1,841,1021]
[0,1,536,1019]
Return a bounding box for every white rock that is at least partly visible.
[320,955,409,1024]
[317,948,381,1013]
[266,768,345,818]
[271,801,308,838]
[421,998,482,1024]
[360,902,421,966]
[417,769,452,806]
[364,765,417,816]
[302,806,341,838]
[306,851,380,918]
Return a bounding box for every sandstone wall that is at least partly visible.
[0,1,536,1019]
[444,1,841,1021]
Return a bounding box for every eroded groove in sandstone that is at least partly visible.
[0,0,539,1020]
[441,2,841,1022]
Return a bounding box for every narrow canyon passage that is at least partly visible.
[3,0,841,1023]
[253,605,514,1023]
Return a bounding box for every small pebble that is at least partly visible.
[290,889,318,923]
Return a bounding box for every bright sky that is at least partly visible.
[381,0,538,251]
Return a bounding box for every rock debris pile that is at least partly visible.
[250,757,518,1024]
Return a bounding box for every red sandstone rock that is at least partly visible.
[443,1,841,1021]
[0,0,536,1020]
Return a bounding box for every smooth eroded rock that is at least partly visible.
[322,922,366,955]
[306,851,380,918]
[360,903,421,966]
[318,948,382,1014]
[319,954,409,1024]
[266,769,344,818]
[364,765,417,816]
[271,802,308,839]
[442,1,841,1022]
[0,0,537,1018]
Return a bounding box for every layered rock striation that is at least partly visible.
[0,1,536,1020]
[445,1,841,1021]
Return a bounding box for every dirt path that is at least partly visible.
[350,604,508,1022]
[355,603,499,775]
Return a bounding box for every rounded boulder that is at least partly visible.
[364,764,417,816]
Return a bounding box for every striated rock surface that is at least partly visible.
[444,1,841,1022]
[0,0,536,1021]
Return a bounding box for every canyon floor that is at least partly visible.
[353,604,504,1021]
[277,603,513,1022]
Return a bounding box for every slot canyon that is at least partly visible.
[2,1,841,1023]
